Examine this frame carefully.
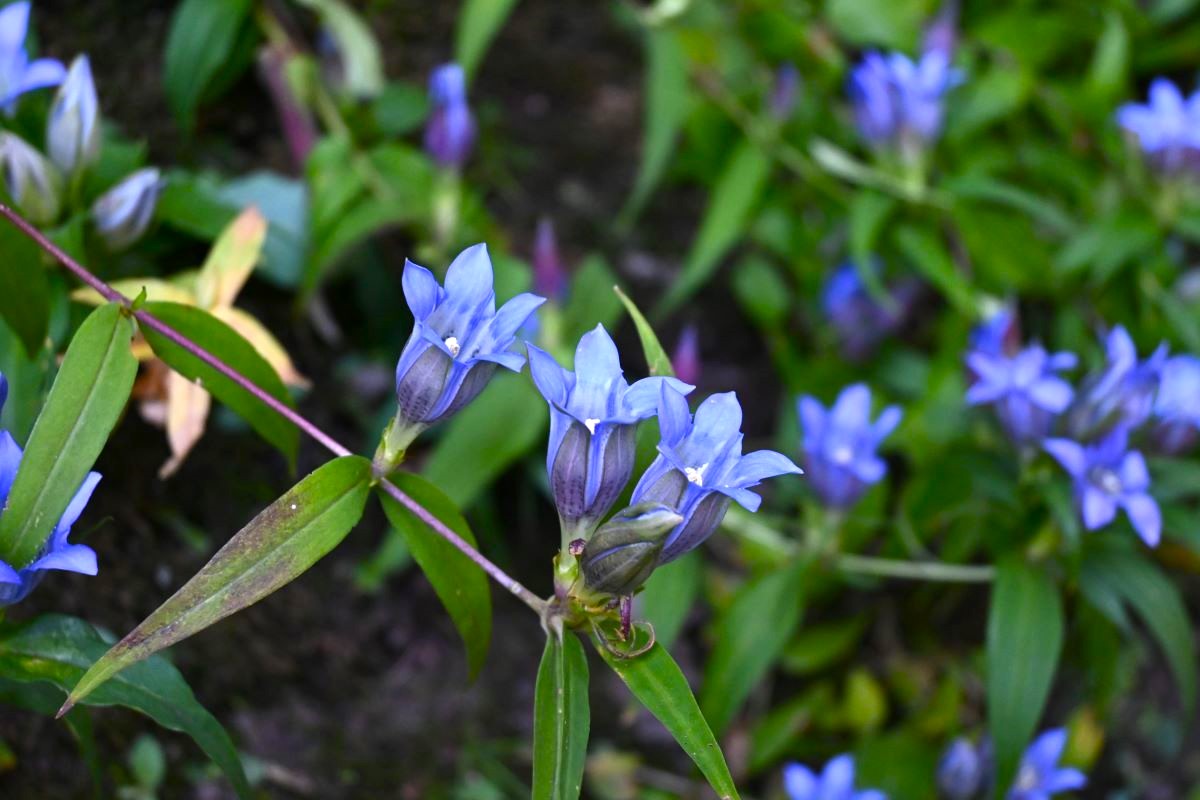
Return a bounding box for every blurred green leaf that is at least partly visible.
[295,0,384,97]
[987,557,1064,793]
[637,550,702,651]
[825,0,930,48]
[163,0,254,129]
[0,216,49,357]
[615,286,673,376]
[842,667,888,733]
[849,192,895,284]
[1086,10,1129,101]
[945,67,1033,142]
[562,254,623,343]
[0,614,249,797]
[377,473,492,680]
[532,631,590,800]
[456,0,521,79]
[374,81,429,136]
[64,456,372,710]
[128,734,166,790]
[0,304,135,568]
[780,616,869,676]
[893,225,977,315]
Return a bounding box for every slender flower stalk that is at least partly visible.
[0,202,548,616]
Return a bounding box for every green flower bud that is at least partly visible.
[580,502,682,597]
[0,132,62,225]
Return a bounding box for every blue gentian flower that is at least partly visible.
[424,62,476,169]
[528,325,691,537]
[822,261,920,359]
[1044,426,1161,546]
[670,324,701,386]
[848,50,962,150]
[938,738,987,800]
[0,1,64,113]
[47,54,100,177]
[1116,79,1200,174]
[0,130,61,224]
[632,385,802,565]
[770,62,800,120]
[969,304,1019,359]
[1006,729,1086,800]
[395,244,544,430]
[0,376,101,606]
[1151,354,1200,454]
[1068,325,1166,439]
[533,216,566,300]
[783,754,887,800]
[965,344,1076,444]
[91,167,164,250]
[798,383,901,509]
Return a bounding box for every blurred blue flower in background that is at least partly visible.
[783,754,886,800]
[1116,78,1200,174]
[91,167,164,250]
[848,49,962,150]
[670,324,701,386]
[633,385,801,564]
[1068,325,1166,440]
[532,216,567,300]
[1006,729,1086,800]
[0,375,101,606]
[822,261,921,359]
[798,383,901,509]
[394,244,544,429]
[424,62,476,169]
[0,1,64,113]
[966,344,1076,444]
[770,61,800,120]
[938,737,987,800]
[0,130,61,224]
[969,303,1019,359]
[47,54,99,177]
[1044,426,1161,546]
[1152,354,1200,454]
[529,326,691,537]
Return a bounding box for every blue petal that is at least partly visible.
[16,57,64,93]
[656,382,692,445]
[402,259,441,320]
[831,384,872,430]
[0,3,30,59]
[0,558,19,584]
[688,392,743,455]
[1043,438,1086,478]
[543,406,572,483]
[1081,486,1118,530]
[54,471,100,539]
[1118,451,1150,492]
[623,376,693,420]
[1043,768,1087,793]
[28,542,97,575]
[797,395,827,447]
[0,429,22,504]
[1122,493,1161,547]
[488,292,545,345]
[442,243,496,315]
[722,485,763,512]
[728,449,802,488]
[527,344,569,406]
[872,405,902,441]
[783,763,818,800]
[474,350,525,372]
[1024,729,1067,773]
[0,372,8,414]
[820,754,856,800]
[1028,376,1073,412]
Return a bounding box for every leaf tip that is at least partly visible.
[55,697,77,719]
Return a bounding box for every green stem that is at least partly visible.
[836,553,994,583]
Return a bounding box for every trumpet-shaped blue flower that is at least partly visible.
[822,261,920,359]
[528,325,691,536]
[395,244,544,430]
[938,738,987,800]
[1044,426,1161,546]
[0,375,101,606]
[783,754,886,800]
[1068,325,1166,439]
[798,383,901,509]
[47,54,100,176]
[966,344,1076,444]
[1152,354,1200,454]
[1006,729,1086,800]
[424,62,475,169]
[0,1,64,113]
[848,50,962,149]
[632,385,801,565]
[1116,79,1200,174]
[91,167,164,250]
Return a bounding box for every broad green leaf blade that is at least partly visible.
[63,456,372,710]
[637,550,702,651]
[658,140,772,315]
[423,373,546,508]
[455,0,521,79]
[987,557,1064,793]
[617,27,689,228]
[0,215,50,357]
[594,628,741,800]
[701,559,807,734]
[614,287,674,377]
[163,0,254,129]
[141,301,299,467]
[0,614,250,797]
[532,631,590,800]
[0,303,136,568]
[1081,544,1196,709]
[376,473,492,679]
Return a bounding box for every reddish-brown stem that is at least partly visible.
[0,204,547,614]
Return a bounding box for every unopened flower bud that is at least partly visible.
[937,738,985,799]
[91,167,164,250]
[769,62,800,121]
[580,502,682,596]
[424,62,475,169]
[670,324,701,386]
[533,217,566,299]
[47,54,99,177]
[0,131,61,224]
[550,419,636,532]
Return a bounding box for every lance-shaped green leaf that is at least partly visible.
[532,630,590,800]
[702,558,808,734]
[0,303,136,568]
[376,473,492,680]
[594,627,740,800]
[140,301,299,467]
[163,0,255,129]
[455,0,521,79]
[0,614,249,797]
[61,456,372,712]
[0,214,50,357]
[614,286,673,377]
[987,557,1064,793]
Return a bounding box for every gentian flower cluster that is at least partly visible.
[1151,354,1200,454]
[0,1,63,112]
[1067,326,1166,440]
[0,376,101,606]
[965,343,1076,445]
[798,383,901,509]
[783,754,886,800]
[822,261,921,359]
[424,62,476,169]
[1116,78,1200,175]
[848,48,962,156]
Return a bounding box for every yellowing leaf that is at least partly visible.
[160,370,211,478]
[214,306,308,388]
[72,279,195,307]
[195,208,267,310]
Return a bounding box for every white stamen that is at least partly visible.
[1015,765,1039,792]
[444,336,461,356]
[584,418,601,434]
[685,463,709,486]
[1096,468,1122,494]
[831,445,854,465]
